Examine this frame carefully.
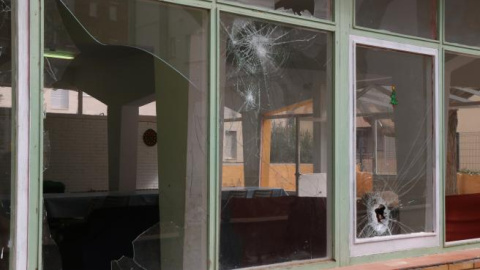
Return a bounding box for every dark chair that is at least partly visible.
[228,190,248,199]
[252,190,273,198]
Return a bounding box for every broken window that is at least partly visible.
[445,52,480,242]
[445,0,480,47]
[355,45,436,240]
[220,13,332,268]
[226,0,332,20]
[0,0,11,268]
[355,0,438,39]
[43,0,208,269]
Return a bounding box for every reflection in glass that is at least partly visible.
[355,46,435,238]
[445,0,480,47]
[43,0,208,269]
[445,53,480,242]
[355,0,438,39]
[220,13,331,269]
[226,0,332,20]
[0,0,11,268]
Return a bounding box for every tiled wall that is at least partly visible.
[44,113,158,192]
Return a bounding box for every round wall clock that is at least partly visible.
[143,129,157,146]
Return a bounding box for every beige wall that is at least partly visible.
[457,101,480,171]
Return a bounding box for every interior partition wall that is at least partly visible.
[8,0,480,270]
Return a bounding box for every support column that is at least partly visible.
[155,61,190,270]
[107,104,139,192]
[241,111,262,187]
[260,119,272,187]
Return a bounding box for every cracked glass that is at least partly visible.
[0,0,11,268]
[225,0,332,21]
[355,45,435,239]
[43,0,208,269]
[355,0,438,40]
[220,13,332,269]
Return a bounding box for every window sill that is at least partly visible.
[339,249,480,270]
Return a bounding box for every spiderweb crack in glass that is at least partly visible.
[224,18,316,114]
[356,104,434,238]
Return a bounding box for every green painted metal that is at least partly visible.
[336,0,351,266]
[208,4,220,270]
[444,44,480,57]
[30,0,45,269]
[159,0,213,9]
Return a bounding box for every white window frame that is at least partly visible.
[349,35,440,257]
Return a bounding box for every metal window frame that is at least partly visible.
[11,0,44,269]
[348,35,440,257]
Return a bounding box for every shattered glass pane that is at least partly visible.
[42,209,62,270]
[356,0,438,40]
[355,45,435,238]
[111,222,181,270]
[226,0,332,20]
[111,257,144,270]
[0,0,11,268]
[220,13,331,268]
[43,0,208,269]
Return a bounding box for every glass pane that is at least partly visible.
[445,52,480,242]
[43,0,208,269]
[224,0,332,20]
[220,13,332,268]
[355,0,438,39]
[445,0,480,47]
[0,0,11,268]
[355,45,435,239]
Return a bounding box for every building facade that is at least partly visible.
[4,0,480,269]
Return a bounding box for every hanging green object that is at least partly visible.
[390,85,398,106]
